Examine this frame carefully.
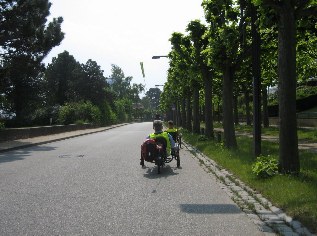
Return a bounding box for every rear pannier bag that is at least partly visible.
[141,139,158,162]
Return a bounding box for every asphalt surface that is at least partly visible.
[0,122,267,235]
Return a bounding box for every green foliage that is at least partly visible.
[44,51,85,105]
[81,59,107,105]
[198,135,208,141]
[0,0,64,123]
[101,101,117,125]
[114,99,128,122]
[145,88,161,111]
[252,155,278,178]
[58,101,101,125]
[269,86,317,105]
[0,121,5,130]
[296,86,317,99]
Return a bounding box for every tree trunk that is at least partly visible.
[193,85,200,134]
[14,80,24,125]
[222,65,237,149]
[278,2,299,174]
[251,3,262,157]
[186,93,192,132]
[244,89,251,125]
[181,98,186,128]
[176,101,181,128]
[262,86,269,127]
[203,69,214,138]
[233,94,239,125]
[217,101,221,123]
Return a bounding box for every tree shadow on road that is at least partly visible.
[179,204,241,214]
[143,165,180,179]
[0,145,56,164]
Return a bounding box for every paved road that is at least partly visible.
[0,122,266,235]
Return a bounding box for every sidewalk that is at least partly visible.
[0,123,129,153]
[214,128,317,153]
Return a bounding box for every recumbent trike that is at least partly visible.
[140,137,180,174]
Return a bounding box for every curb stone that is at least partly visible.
[182,141,316,236]
[0,123,129,153]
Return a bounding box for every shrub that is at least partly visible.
[30,105,60,126]
[101,102,117,125]
[198,135,208,141]
[0,121,5,130]
[252,155,278,178]
[115,100,127,122]
[58,101,101,125]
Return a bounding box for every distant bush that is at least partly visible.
[269,86,317,106]
[296,86,317,99]
[58,101,101,125]
[30,105,60,126]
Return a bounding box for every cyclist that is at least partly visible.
[165,120,179,143]
[147,120,175,156]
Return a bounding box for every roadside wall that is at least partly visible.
[0,124,97,142]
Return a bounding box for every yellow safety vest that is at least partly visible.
[165,128,178,142]
[149,132,171,154]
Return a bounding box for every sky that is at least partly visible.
[44,0,206,95]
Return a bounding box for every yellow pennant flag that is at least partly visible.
[140,62,145,78]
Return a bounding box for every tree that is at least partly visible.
[202,0,248,148]
[251,2,262,157]
[45,51,82,105]
[168,33,196,132]
[107,64,144,120]
[187,20,214,138]
[145,88,161,112]
[108,64,132,100]
[252,0,317,174]
[81,59,107,106]
[0,0,64,124]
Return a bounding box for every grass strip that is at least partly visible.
[182,129,317,233]
[212,122,317,142]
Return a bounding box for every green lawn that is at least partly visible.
[212,122,317,142]
[182,129,317,233]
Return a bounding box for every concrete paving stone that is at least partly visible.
[247,199,258,204]
[257,210,275,220]
[290,220,303,229]
[247,213,261,220]
[260,197,270,205]
[254,203,266,211]
[277,213,287,220]
[273,224,296,233]
[281,233,299,236]
[260,226,276,235]
[265,219,286,225]
[295,227,314,236]
[266,214,283,221]
[241,195,252,202]
[243,209,255,214]
[270,206,283,214]
[253,219,267,227]
[238,190,250,196]
[231,185,244,192]
[284,216,294,223]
